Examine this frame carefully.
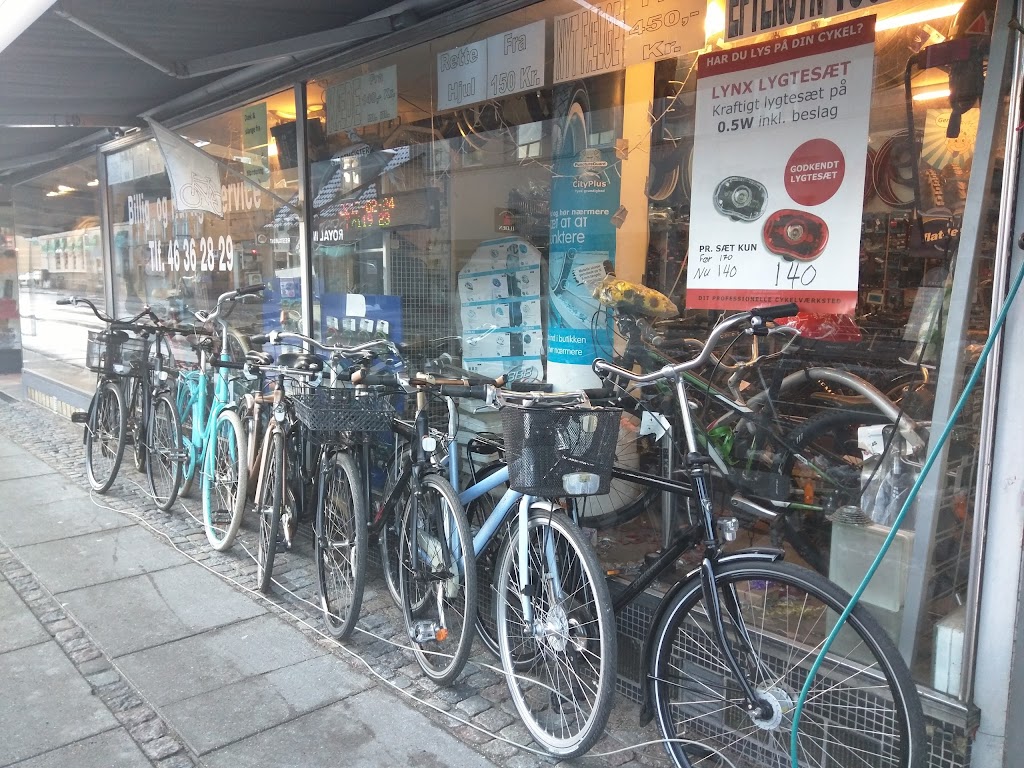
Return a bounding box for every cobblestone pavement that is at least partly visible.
[1,398,668,768]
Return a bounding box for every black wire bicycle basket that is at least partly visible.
[291,387,397,433]
[85,330,150,375]
[500,405,621,497]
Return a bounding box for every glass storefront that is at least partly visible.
[106,88,304,355]
[8,0,1018,740]
[12,158,102,381]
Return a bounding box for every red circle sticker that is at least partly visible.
[784,139,845,206]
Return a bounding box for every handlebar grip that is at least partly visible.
[249,334,270,345]
[351,370,399,386]
[437,384,490,400]
[752,303,800,320]
[507,379,553,393]
[210,359,246,370]
[236,283,266,297]
[56,298,73,306]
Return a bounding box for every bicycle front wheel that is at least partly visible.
[650,560,925,768]
[398,472,477,685]
[85,380,127,493]
[495,510,616,758]
[202,409,248,551]
[315,449,367,640]
[256,430,285,593]
[146,392,183,511]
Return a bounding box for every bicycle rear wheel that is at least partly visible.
[315,449,367,640]
[378,441,411,606]
[128,377,146,473]
[256,430,285,593]
[85,380,127,493]
[398,472,477,685]
[650,559,924,768]
[146,392,183,511]
[495,509,616,757]
[202,409,248,551]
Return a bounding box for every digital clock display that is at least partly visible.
[317,189,439,242]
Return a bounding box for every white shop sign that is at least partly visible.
[325,65,398,133]
[436,20,546,110]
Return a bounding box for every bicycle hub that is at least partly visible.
[762,209,829,261]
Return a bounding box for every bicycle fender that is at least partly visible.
[637,547,785,725]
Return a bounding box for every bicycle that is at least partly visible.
[583,280,927,574]
[591,303,925,768]
[364,368,618,758]
[236,352,324,592]
[174,284,265,550]
[60,297,186,510]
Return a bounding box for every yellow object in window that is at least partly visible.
[595,275,678,319]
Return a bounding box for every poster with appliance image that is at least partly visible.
[687,16,875,314]
[546,77,622,390]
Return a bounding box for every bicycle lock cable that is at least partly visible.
[790,250,1024,768]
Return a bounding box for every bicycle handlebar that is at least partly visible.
[254,329,399,359]
[595,304,799,385]
[57,296,162,329]
[193,284,266,324]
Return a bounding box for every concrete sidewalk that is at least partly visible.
[0,427,497,767]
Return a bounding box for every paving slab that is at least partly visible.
[15,525,188,593]
[7,728,152,768]
[0,498,132,551]
[58,563,264,657]
[0,641,118,766]
[0,473,91,507]
[164,653,373,755]
[116,613,324,706]
[0,440,31,458]
[202,688,495,768]
[0,578,49,654]
[0,450,56,481]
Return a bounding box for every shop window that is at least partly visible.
[106,88,305,352]
[11,158,102,385]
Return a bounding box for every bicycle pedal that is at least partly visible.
[70,412,89,424]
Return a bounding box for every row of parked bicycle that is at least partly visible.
[60,283,926,768]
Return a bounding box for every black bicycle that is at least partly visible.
[592,303,925,768]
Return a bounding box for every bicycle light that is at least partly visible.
[714,176,768,222]
[762,210,829,261]
[421,435,437,454]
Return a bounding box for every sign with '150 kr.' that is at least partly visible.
[687,16,875,314]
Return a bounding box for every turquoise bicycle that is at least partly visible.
[175,284,265,550]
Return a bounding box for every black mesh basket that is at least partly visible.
[85,330,150,375]
[291,388,397,433]
[500,406,621,497]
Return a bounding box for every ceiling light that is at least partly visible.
[914,88,952,101]
[193,139,211,148]
[57,184,76,193]
[87,179,99,187]
[46,191,59,197]
[876,3,963,31]
[705,0,726,39]
[268,138,279,157]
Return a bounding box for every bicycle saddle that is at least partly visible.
[276,352,324,373]
[245,350,274,366]
[103,330,130,342]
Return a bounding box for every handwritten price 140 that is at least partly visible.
[147,236,234,274]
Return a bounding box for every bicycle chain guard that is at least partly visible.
[762,209,828,261]
[713,176,768,222]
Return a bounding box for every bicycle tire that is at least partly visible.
[256,430,284,593]
[378,441,411,607]
[494,509,616,757]
[572,409,661,530]
[315,449,367,640]
[85,380,127,493]
[202,409,248,551]
[146,392,183,511]
[398,472,477,685]
[650,559,925,768]
[177,378,201,499]
[776,408,891,573]
[129,377,146,473]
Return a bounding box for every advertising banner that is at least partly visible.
[687,16,875,314]
[546,79,622,390]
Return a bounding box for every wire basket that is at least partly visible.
[85,330,150,375]
[291,387,397,433]
[500,406,621,497]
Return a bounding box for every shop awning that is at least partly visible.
[0,0,465,182]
